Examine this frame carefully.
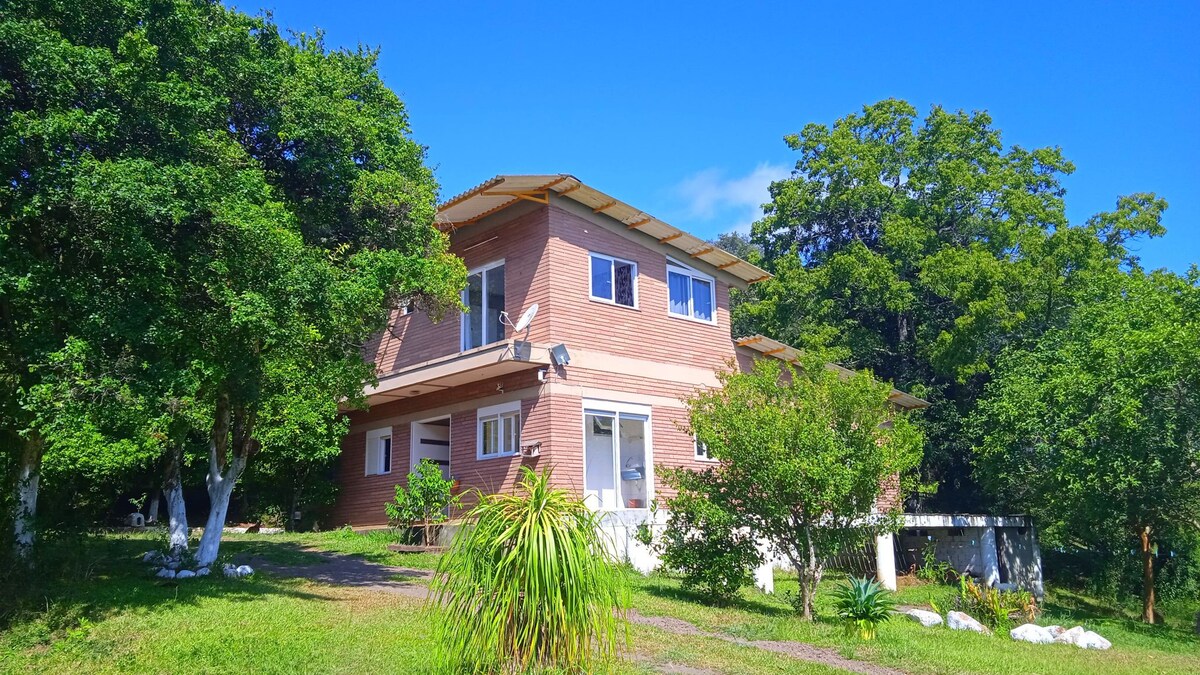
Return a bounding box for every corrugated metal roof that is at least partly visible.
[734,334,929,410]
[437,174,771,288]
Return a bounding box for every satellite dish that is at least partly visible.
[513,303,539,332]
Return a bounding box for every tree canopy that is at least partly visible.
[743,99,1167,510]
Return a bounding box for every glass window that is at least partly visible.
[667,262,715,323]
[478,407,520,458]
[584,408,649,510]
[365,428,392,476]
[590,253,637,307]
[694,438,713,461]
[462,262,505,350]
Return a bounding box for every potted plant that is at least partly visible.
[832,576,896,640]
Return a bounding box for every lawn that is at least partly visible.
[1,530,1197,674]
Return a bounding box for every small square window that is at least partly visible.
[694,438,716,462]
[478,403,521,459]
[590,253,637,308]
[667,260,715,323]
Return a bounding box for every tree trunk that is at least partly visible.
[195,396,252,567]
[1141,525,1156,624]
[799,522,821,620]
[146,489,161,525]
[162,442,189,553]
[12,433,43,560]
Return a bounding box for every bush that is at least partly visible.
[384,459,459,545]
[953,576,1038,630]
[648,468,762,603]
[832,577,895,640]
[915,545,955,584]
[431,466,628,673]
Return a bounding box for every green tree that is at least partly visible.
[0,0,466,564]
[973,269,1200,623]
[745,100,1166,511]
[681,358,923,619]
[385,458,460,545]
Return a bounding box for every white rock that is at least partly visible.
[1075,631,1111,650]
[175,569,196,579]
[223,564,240,578]
[905,609,943,627]
[1054,626,1087,646]
[1010,623,1055,644]
[155,568,176,579]
[236,565,254,577]
[166,560,181,570]
[195,567,211,577]
[1044,625,1065,637]
[142,550,160,563]
[947,611,989,634]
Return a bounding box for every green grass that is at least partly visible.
[2,531,1197,674]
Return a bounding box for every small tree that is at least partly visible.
[684,357,923,619]
[386,459,459,546]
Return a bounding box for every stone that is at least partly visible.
[142,550,161,563]
[1054,626,1086,646]
[223,564,239,578]
[155,568,176,579]
[1010,623,1055,644]
[236,565,254,577]
[175,569,196,580]
[195,567,211,577]
[165,559,181,570]
[946,611,989,634]
[1044,625,1065,637]
[904,609,943,627]
[1075,631,1111,650]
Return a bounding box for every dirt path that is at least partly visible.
[249,551,902,674]
[628,609,907,675]
[241,549,433,600]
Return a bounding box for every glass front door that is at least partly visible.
[584,409,649,510]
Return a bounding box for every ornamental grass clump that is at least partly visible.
[832,576,896,640]
[430,466,629,673]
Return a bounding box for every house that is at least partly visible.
[327,174,927,584]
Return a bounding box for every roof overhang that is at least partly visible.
[437,175,771,289]
[734,334,929,410]
[361,340,552,407]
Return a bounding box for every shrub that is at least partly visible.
[832,576,895,640]
[953,575,1038,629]
[430,466,629,673]
[915,545,955,583]
[384,459,459,545]
[645,472,762,603]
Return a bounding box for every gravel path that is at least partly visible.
[629,609,907,675]
[240,549,433,600]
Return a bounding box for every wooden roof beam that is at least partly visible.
[763,347,787,355]
[659,232,684,243]
[690,246,716,258]
[626,217,653,230]
[717,260,741,270]
[593,200,618,213]
[481,190,549,204]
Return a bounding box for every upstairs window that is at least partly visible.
[365,427,392,476]
[477,401,521,459]
[462,261,505,351]
[667,260,715,323]
[590,253,637,307]
[694,438,716,462]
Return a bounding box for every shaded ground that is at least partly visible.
[237,547,432,600]
[629,610,906,675]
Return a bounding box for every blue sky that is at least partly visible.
[257,1,1198,272]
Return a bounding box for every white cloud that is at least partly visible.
[672,162,791,234]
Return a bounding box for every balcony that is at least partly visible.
[362,340,553,406]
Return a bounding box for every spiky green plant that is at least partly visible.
[429,466,629,673]
[832,576,895,640]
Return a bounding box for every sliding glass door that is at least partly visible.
[583,403,650,511]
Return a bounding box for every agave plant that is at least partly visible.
[832,576,895,640]
[429,466,629,673]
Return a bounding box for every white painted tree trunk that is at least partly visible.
[12,435,43,560]
[165,482,189,552]
[195,457,245,566]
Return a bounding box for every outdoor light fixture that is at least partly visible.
[549,343,571,366]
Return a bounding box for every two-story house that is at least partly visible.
[328,174,926,580]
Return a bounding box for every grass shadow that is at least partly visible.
[636,576,792,619]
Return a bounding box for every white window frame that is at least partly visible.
[666,258,717,325]
[581,399,654,512]
[588,252,639,309]
[364,427,393,476]
[694,437,717,463]
[460,259,506,352]
[476,401,521,460]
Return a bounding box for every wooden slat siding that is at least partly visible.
[366,205,553,377]
[544,205,737,370]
